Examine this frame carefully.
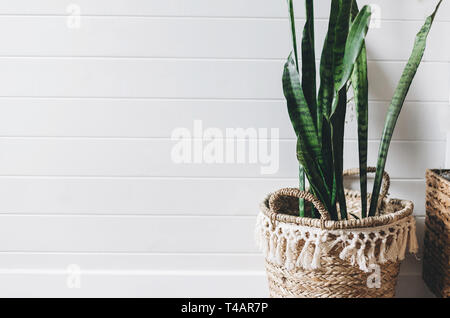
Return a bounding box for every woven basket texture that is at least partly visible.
[258,184,416,298]
[423,169,450,298]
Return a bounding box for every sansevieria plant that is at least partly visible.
[284,0,442,220]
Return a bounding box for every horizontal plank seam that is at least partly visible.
[0,214,426,219]
[0,269,424,277]
[0,96,447,103]
[0,56,447,64]
[0,176,427,181]
[0,137,444,142]
[0,14,447,22]
[0,212,426,217]
[0,251,264,256]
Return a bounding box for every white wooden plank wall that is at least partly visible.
[0,0,448,297]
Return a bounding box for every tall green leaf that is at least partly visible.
[328,0,352,219]
[318,0,340,119]
[286,0,306,216]
[331,4,371,115]
[316,0,341,216]
[301,0,317,117]
[317,1,340,193]
[351,2,369,218]
[300,0,317,217]
[298,165,306,216]
[332,0,353,93]
[286,0,299,70]
[368,0,442,217]
[283,54,321,172]
[331,88,348,219]
[283,54,335,217]
[352,44,369,218]
[325,2,371,220]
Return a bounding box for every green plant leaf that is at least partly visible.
[283,53,321,166]
[352,44,369,218]
[287,0,299,71]
[349,212,360,220]
[331,88,348,219]
[351,1,369,218]
[286,0,306,216]
[332,0,353,93]
[283,54,334,217]
[316,0,342,216]
[298,165,305,216]
[332,4,371,115]
[327,2,370,220]
[317,0,340,122]
[328,0,354,220]
[368,0,442,217]
[296,138,334,219]
[301,0,317,119]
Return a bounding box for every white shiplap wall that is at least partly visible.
[0,0,448,297]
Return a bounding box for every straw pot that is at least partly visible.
[423,169,450,298]
[255,169,418,298]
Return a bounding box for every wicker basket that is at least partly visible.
[255,169,418,298]
[423,169,450,298]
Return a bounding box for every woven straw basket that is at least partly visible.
[255,168,418,298]
[423,169,450,298]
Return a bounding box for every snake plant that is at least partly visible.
[283,0,442,220]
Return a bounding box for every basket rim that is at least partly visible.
[427,169,450,186]
[260,188,414,230]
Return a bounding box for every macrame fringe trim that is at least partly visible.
[255,212,418,272]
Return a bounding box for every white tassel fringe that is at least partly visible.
[255,212,418,272]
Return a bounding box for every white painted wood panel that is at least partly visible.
[0,59,446,101]
[0,225,428,277]
[0,215,258,253]
[346,102,447,141]
[0,270,269,298]
[0,215,429,281]
[0,258,433,298]
[0,0,446,297]
[0,177,427,216]
[0,271,432,297]
[0,99,446,141]
[0,0,447,21]
[0,252,265,272]
[0,215,429,297]
[0,250,426,277]
[0,138,443,178]
[446,132,450,168]
[0,17,447,61]
[344,179,427,215]
[0,214,426,254]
